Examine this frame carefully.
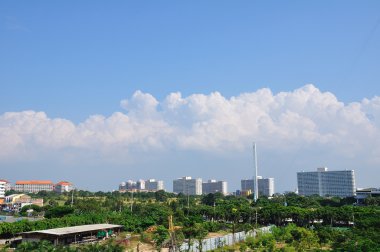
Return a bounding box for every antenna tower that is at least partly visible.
[253,142,259,202]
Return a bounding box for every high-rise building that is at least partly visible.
[241,176,275,197]
[297,167,356,197]
[54,181,74,194]
[241,179,255,193]
[258,177,275,197]
[136,179,145,190]
[119,179,163,192]
[202,180,228,195]
[145,179,164,191]
[14,180,54,193]
[119,182,127,192]
[119,180,137,192]
[173,176,202,195]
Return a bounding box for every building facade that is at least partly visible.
[202,180,228,195]
[4,194,44,210]
[136,179,145,190]
[54,181,74,194]
[297,167,356,197]
[241,177,275,197]
[119,179,163,192]
[258,178,275,197]
[0,181,6,198]
[15,180,54,193]
[173,176,202,195]
[145,179,164,191]
[0,179,11,192]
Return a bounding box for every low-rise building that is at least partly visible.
[0,179,11,192]
[3,194,44,211]
[355,188,380,204]
[21,224,123,245]
[0,181,6,199]
[15,180,54,193]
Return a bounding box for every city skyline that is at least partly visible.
[1,2,380,192]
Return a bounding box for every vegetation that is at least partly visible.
[0,190,379,251]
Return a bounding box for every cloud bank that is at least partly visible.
[1,84,379,166]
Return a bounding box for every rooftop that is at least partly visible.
[22,224,123,236]
[56,181,72,186]
[16,180,53,185]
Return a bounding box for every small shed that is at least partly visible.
[21,224,123,245]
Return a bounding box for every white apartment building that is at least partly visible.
[119,179,163,192]
[14,180,54,193]
[136,179,145,190]
[202,180,228,195]
[145,179,164,191]
[258,177,275,197]
[173,176,202,195]
[0,180,11,192]
[297,167,356,197]
[0,181,6,198]
[241,176,275,197]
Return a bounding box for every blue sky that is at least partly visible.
[1,1,380,192]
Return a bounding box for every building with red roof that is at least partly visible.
[15,180,54,193]
[54,181,74,194]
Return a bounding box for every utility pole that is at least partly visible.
[255,208,258,229]
[168,215,176,252]
[71,190,74,207]
[130,191,134,213]
[186,181,190,216]
[253,142,259,202]
[213,201,216,222]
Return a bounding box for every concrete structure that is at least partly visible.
[173,176,202,195]
[355,188,380,204]
[15,180,54,193]
[3,194,44,211]
[136,179,145,190]
[258,177,275,197]
[145,179,164,191]
[54,181,74,194]
[202,180,228,195]
[21,224,123,245]
[119,178,163,192]
[241,179,255,194]
[241,177,275,197]
[0,181,6,199]
[0,180,11,192]
[297,167,356,197]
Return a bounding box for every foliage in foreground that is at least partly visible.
[13,240,124,252]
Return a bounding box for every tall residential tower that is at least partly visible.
[173,177,202,195]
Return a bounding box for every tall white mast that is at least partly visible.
[253,142,259,202]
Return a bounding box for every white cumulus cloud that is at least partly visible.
[0,84,379,164]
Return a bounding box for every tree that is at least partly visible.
[153,225,169,251]
[19,204,42,216]
[44,206,74,218]
[201,192,223,206]
[194,223,208,252]
[155,190,168,202]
